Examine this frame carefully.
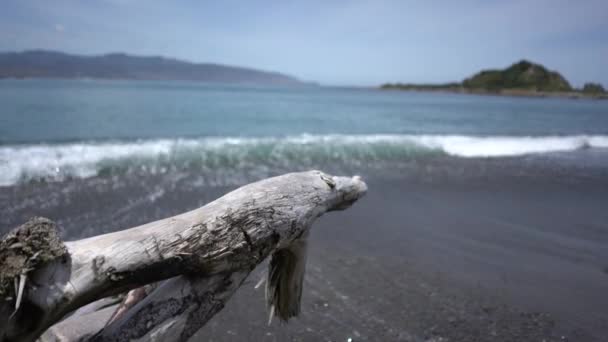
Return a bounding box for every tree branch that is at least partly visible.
[0,171,367,342]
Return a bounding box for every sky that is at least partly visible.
[1,0,607,86]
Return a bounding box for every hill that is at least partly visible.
[382,60,606,99]
[0,50,307,85]
[462,60,572,92]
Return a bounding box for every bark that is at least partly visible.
[0,171,367,342]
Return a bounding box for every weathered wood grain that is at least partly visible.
[0,171,366,342]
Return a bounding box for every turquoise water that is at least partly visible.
[1,79,607,185]
[2,79,608,142]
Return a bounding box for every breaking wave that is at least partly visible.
[1,134,607,186]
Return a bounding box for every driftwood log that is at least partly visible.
[0,171,367,342]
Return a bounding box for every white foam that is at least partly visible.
[1,134,607,186]
[0,140,173,186]
[274,134,608,157]
[407,135,608,157]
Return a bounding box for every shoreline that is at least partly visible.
[2,153,608,340]
[380,86,608,100]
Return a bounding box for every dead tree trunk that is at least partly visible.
[0,171,367,342]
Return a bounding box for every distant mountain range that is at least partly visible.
[382,60,606,99]
[0,50,309,85]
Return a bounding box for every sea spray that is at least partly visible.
[2,134,608,186]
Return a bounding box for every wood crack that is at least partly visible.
[0,171,367,342]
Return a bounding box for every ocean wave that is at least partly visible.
[1,134,607,186]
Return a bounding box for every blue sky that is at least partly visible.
[1,0,607,86]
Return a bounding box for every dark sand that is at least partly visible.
[1,153,607,341]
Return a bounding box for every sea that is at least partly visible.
[2,79,608,341]
[1,78,607,187]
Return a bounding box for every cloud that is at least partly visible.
[54,24,64,32]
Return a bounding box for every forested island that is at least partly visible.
[381,60,607,99]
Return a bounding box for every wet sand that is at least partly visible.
[196,174,608,342]
[1,154,607,341]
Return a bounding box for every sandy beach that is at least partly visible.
[2,152,607,341]
[2,2,608,340]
